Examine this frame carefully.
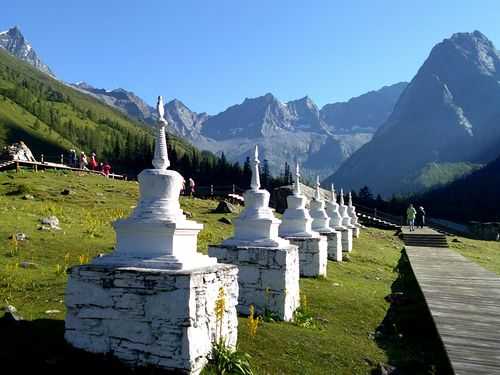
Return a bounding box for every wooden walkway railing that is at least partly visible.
[0,159,125,180]
[404,227,500,375]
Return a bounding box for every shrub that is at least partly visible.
[205,287,254,375]
[293,294,316,328]
[207,341,253,375]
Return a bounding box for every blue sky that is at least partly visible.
[2,1,500,114]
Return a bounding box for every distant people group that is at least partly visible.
[68,149,112,177]
[406,204,426,231]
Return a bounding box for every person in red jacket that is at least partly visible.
[102,162,111,177]
[89,152,98,170]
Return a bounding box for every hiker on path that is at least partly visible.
[407,204,417,231]
[89,152,98,170]
[102,162,111,177]
[188,177,195,197]
[69,149,77,168]
[79,152,88,170]
[181,176,186,195]
[416,206,426,229]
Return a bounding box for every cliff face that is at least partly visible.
[326,31,500,196]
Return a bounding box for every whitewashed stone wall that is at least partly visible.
[208,245,300,321]
[339,228,353,253]
[288,236,327,277]
[322,231,343,262]
[65,264,238,374]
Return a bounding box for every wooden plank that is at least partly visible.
[406,245,500,375]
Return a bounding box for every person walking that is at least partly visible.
[79,152,88,170]
[406,204,417,231]
[188,177,195,197]
[69,149,77,168]
[181,176,186,196]
[416,206,426,228]
[89,152,98,170]
[102,161,111,177]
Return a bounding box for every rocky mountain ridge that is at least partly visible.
[74,83,406,178]
[326,30,500,196]
[0,26,54,76]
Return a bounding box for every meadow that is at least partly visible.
[0,170,459,374]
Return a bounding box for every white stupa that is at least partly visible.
[347,192,362,237]
[309,176,334,233]
[93,96,216,270]
[339,188,357,231]
[325,184,346,230]
[223,145,289,247]
[279,163,319,238]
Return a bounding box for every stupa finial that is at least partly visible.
[152,96,170,170]
[294,161,301,195]
[331,183,336,201]
[340,188,345,205]
[250,145,261,190]
[315,176,321,200]
[348,191,353,207]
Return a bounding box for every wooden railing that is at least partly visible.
[0,155,125,180]
[354,202,404,226]
[191,184,245,198]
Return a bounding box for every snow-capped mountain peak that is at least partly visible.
[0,26,54,76]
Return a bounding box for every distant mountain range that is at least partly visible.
[325,30,500,196]
[73,81,406,178]
[9,24,500,198]
[0,25,407,179]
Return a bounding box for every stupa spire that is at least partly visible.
[294,162,301,195]
[250,145,261,190]
[152,96,170,170]
[315,176,321,200]
[340,188,345,206]
[348,192,353,207]
[331,184,336,201]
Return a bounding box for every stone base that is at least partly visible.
[208,244,300,321]
[287,236,327,277]
[65,263,238,374]
[339,228,353,252]
[353,226,360,238]
[319,231,343,262]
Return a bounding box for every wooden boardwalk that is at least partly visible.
[405,230,500,374]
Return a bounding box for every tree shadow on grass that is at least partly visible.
[0,317,175,374]
[373,249,454,375]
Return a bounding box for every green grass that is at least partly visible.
[448,235,500,275]
[0,170,452,374]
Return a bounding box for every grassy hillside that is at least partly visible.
[0,48,210,169]
[416,156,500,222]
[0,170,453,374]
[449,235,500,275]
[412,161,482,190]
